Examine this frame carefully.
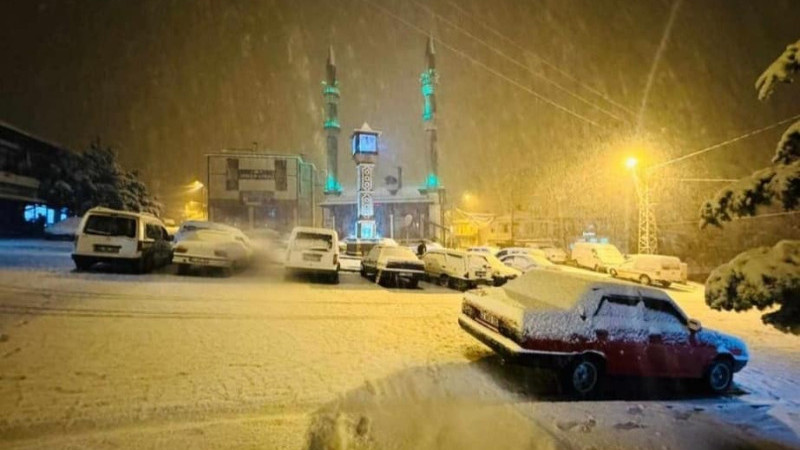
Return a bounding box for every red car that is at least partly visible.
[458,270,748,397]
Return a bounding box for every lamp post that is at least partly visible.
[190,180,207,220]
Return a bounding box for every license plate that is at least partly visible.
[479,310,499,328]
[189,257,209,265]
[303,253,322,262]
[94,245,119,254]
[475,271,486,277]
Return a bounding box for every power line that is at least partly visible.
[648,113,800,171]
[445,0,637,117]
[410,0,631,125]
[660,210,800,226]
[359,0,607,129]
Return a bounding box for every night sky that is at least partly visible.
[2,0,799,219]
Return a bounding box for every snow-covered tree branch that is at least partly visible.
[705,240,800,334]
[755,39,799,101]
[700,40,800,333]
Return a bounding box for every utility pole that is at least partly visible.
[630,166,658,254]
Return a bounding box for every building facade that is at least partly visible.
[206,151,317,231]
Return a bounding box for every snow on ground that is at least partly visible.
[0,240,798,449]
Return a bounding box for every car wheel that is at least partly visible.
[705,358,733,394]
[360,267,367,277]
[407,278,419,289]
[563,356,603,398]
[639,275,652,286]
[439,275,449,287]
[177,264,190,275]
[660,281,672,288]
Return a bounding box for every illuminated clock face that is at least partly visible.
[357,133,377,153]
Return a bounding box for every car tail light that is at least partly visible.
[174,246,188,253]
[333,253,339,266]
[214,250,228,258]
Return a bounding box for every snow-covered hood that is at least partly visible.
[696,327,749,359]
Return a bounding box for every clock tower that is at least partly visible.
[351,123,380,240]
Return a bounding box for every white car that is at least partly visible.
[72,207,173,273]
[467,252,522,286]
[361,245,425,288]
[495,247,548,260]
[174,220,254,258]
[570,242,625,273]
[610,254,684,288]
[499,253,555,273]
[172,229,251,275]
[285,227,340,283]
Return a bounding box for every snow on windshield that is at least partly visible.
[83,215,136,238]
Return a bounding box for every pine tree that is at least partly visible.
[700,40,800,334]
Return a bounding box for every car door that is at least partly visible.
[616,259,637,281]
[641,297,693,377]
[590,295,648,376]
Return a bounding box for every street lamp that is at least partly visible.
[625,157,638,170]
[188,180,207,219]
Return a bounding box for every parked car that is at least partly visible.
[174,221,254,256]
[361,245,425,288]
[458,270,749,397]
[499,253,555,273]
[421,248,485,291]
[467,252,522,286]
[609,254,684,288]
[284,227,340,283]
[172,229,251,275]
[540,246,569,264]
[72,207,172,273]
[44,216,81,240]
[495,247,547,260]
[339,254,362,272]
[570,242,625,272]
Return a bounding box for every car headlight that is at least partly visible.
[214,250,228,258]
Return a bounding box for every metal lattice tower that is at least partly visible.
[632,170,658,254]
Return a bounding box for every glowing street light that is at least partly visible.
[189,180,204,192]
[625,156,638,170]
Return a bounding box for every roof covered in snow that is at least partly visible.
[502,269,666,310]
[319,186,434,206]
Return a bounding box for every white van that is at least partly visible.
[72,207,173,273]
[284,227,339,283]
[570,242,625,272]
[421,249,491,291]
[610,254,683,288]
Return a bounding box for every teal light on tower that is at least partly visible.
[322,46,342,194]
[420,35,440,191]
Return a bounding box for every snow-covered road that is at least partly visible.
[0,240,797,449]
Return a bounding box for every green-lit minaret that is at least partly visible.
[323,45,341,194]
[420,35,439,190]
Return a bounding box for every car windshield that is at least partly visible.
[293,232,333,251]
[4,3,798,448]
[83,214,136,238]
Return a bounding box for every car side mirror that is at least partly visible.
[688,318,702,333]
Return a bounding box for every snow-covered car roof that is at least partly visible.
[502,270,670,311]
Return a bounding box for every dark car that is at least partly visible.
[458,270,749,397]
[361,245,425,288]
